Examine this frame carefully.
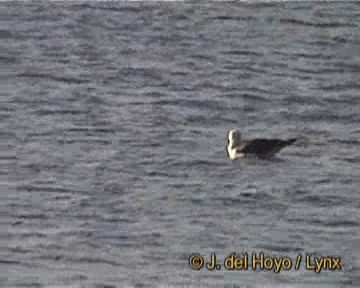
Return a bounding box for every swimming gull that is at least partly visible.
[227,129,297,160]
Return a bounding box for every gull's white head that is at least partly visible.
[227,129,241,145]
[227,129,243,160]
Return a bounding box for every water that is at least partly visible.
[2,2,359,287]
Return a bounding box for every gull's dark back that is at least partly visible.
[239,138,297,158]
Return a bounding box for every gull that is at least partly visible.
[227,129,298,160]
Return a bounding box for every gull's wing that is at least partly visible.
[239,138,297,156]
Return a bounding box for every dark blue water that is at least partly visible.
[2,2,359,287]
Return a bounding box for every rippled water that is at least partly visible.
[2,2,360,287]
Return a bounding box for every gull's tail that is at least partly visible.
[292,135,310,145]
[287,138,297,145]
